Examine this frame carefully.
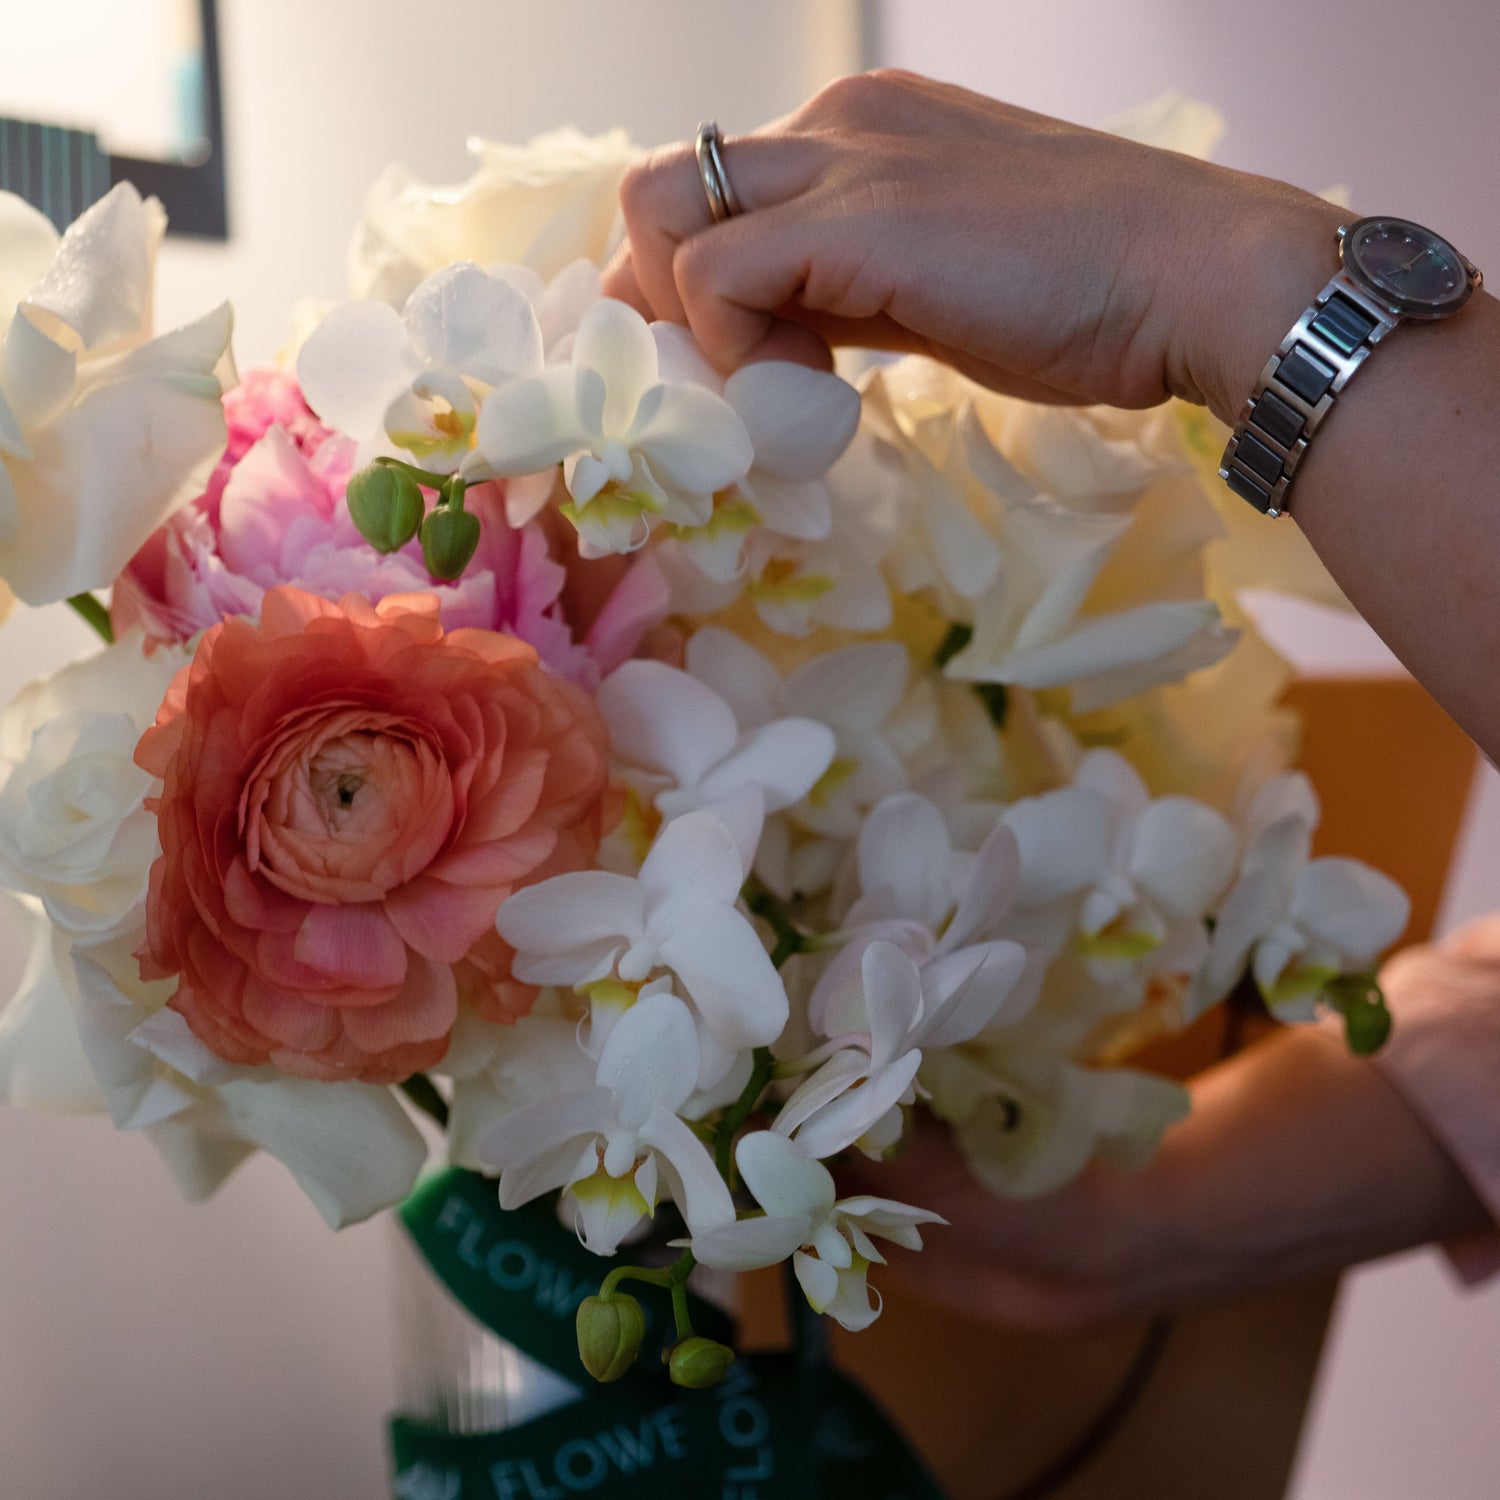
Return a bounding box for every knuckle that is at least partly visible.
[617,146,683,221]
[808,67,906,124]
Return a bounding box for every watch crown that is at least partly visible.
[1336,224,1349,239]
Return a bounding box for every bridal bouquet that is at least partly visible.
[0,114,1406,1445]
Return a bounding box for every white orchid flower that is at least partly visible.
[810,793,1032,1039]
[595,658,836,868]
[1190,772,1408,1020]
[681,628,935,898]
[690,1130,942,1331]
[0,185,232,604]
[297,261,543,475]
[474,298,752,554]
[1002,750,1238,991]
[479,989,734,1255]
[667,360,859,582]
[777,939,1011,1161]
[496,810,787,1089]
[927,1044,1190,1198]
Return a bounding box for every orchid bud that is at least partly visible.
[1327,976,1392,1055]
[667,1335,735,1389]
[420,506,481,581]
[345,464,424,553]
[576,1294,646,1383]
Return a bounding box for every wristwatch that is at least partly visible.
[1219,216,1482,517]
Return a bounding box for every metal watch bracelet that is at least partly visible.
[1218,271,1398,518]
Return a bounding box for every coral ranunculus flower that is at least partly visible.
[135,586,610,1083]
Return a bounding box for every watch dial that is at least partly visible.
[1345,218,1470,313]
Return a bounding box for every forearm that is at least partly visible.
[1150,1029,1493,1303]
[1194,195,1500,760]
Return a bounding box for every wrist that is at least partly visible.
[1179,188,1347,427]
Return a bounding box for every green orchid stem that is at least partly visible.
[741,879,807,969]
[714,1046,775,1183]
[66,592,114,644]
[398,1073,450,1129]
[440,474,468,511]
[372,455,451,493]
[600,1249,700,1342]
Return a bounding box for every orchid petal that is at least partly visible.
[496,870,642,962]
[574,298,659,432]
[658,902,787,1050]
[736,1129,837,1220]
[1129,798,1238,918]
[597,660,738,789]
[1291,858,1410,963]
[857,793,953,926]
[942,821,1021,952]
[698,720,836,814]
[794,1248,840,1313]
[690,1212,812,1271]
[860,941,923,1073]
[791,1049,923,1161]
[724,361,859,480]
[475,364,603,472]
[627,381,753,495]
[685,626,779,728]
[639,809,745,912]
[596,990,700,1124]
[403,262,543,384]
[296,299,421,439]
[640,1104,736,1230]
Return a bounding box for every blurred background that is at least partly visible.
[1,1,1497,1496]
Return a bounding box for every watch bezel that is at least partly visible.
[1338,216,1480,320]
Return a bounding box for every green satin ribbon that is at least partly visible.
[392,1168,947,1500]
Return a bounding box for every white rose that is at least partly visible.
[0,630,183,939]
[348,127,639,304]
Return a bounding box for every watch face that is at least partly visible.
[1342,217,1476,317]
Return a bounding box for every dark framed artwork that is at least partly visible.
[0,0,226,239]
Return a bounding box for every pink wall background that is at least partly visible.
[874,2,1500,1494]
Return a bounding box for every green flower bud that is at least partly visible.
[576,1294,646,1383]
[667,1336,735,1389]
[420,506,482,582]
[345,464,425,553]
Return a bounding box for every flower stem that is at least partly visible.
[600,1248,700,1341]
[372,455,447,490]
[398,1073,450,1129]
[66,592,114,644]
[741,879,807,968]
[714,1046,775,1183]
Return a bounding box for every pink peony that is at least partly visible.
[112,367,668,687]
[135,587,612,1083]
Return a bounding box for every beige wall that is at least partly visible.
[0,4,861,1497]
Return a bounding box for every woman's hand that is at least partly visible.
[843,1023,1491,1333]
[606,69,1341,421]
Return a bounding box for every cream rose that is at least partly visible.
[0,630,183,940]
[348,127,639,305]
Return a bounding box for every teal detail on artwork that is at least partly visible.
[393,1169,950,1498]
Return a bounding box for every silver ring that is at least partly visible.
[694,120,742,223]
